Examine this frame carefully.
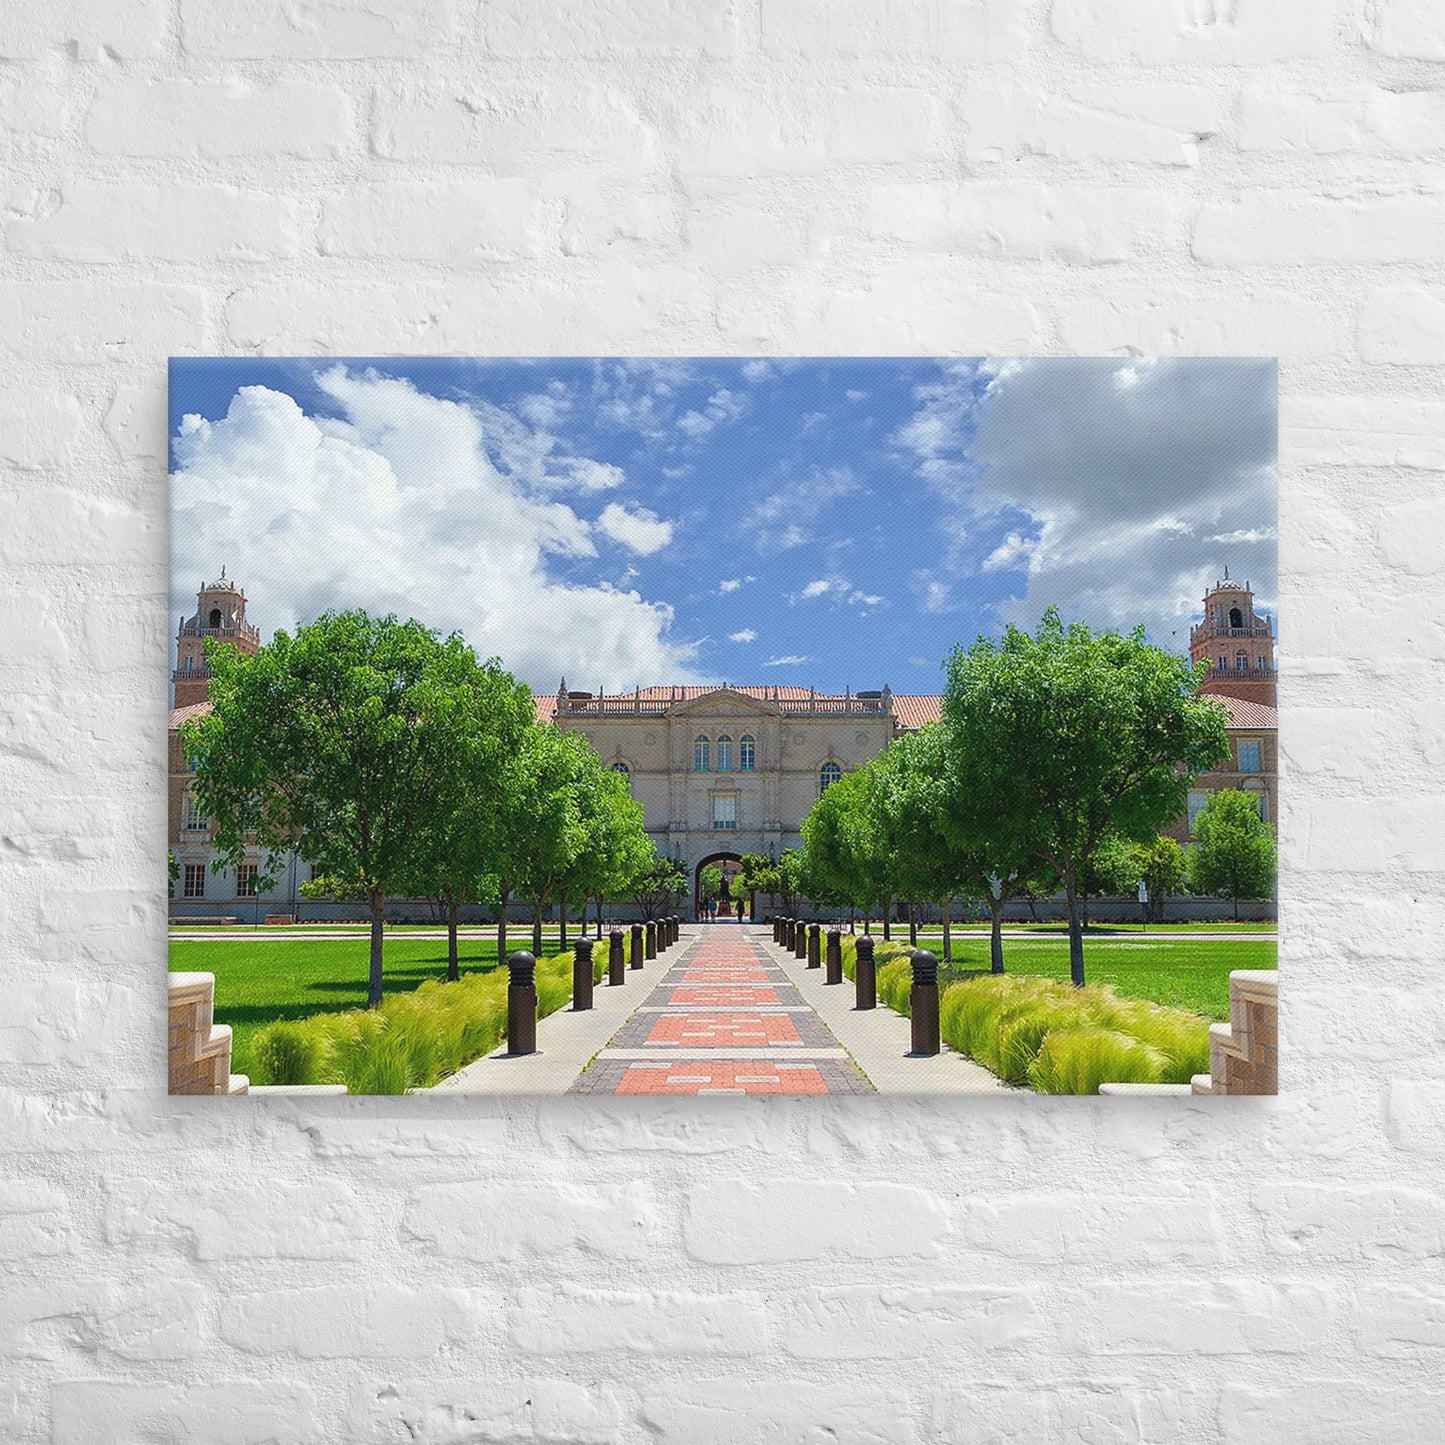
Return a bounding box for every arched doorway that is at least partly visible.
[694,851,745,923]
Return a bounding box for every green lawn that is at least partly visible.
[169,935,573,1075]
[928,937,1277,1019]
[896,920,1276,935]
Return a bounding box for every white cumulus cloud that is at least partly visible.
[596,502,675,555]
[170,367,701,692]
[728,629,758,643]
[763,654,809,667]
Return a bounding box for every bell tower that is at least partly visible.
[172,568,261,708]
[1188,568,1276,708]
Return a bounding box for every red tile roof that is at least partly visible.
[168,701,213,729]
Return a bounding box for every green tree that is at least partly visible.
[167,850,179,901]
[1134,834,1188,923]
[632,854,687,922]
[700,863,723,905]
[184,610,497,1007]
[799,767,882,923]
[402,668,534,980]
[1079,832,1140,927]
[943,607,1230,986]
[564,758,653,939]
[1188,790,1277,920]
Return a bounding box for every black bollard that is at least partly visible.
[772,917,781,944]
[630,922,644,969]
[855,935,876,1010]
[807,922,821,969]
[909,949,940,1055]
[782,918,792,949]
[795,920,808,960]
[608,929,626,986]
[507,950,537,1055]
[573,936,594,1011]
[825,928,842,985]
[645,920,657,959]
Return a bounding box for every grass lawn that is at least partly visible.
[928,937,1278,1019]
[168,934,577,1075]
[899,920,1276,934]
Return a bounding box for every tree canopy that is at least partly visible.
[1188,789,1277,919]
[943,607,1230,984]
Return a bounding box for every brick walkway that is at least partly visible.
[568,926,874,1096]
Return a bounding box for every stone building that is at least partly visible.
[167,572,1278,919]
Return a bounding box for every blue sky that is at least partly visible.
[169,357,1277,694]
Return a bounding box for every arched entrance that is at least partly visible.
[694,852,745,923]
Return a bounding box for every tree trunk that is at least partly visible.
[882,900,891,942]
[990,899,1005,974]
[1233,893,1240,923]
[909,900,918,947]
[367,890,385,1008]
[532,897,544,956]
[559,889,568,949]
[942,897,953,964]
[497,887,509,965]
[1064,869,1085,987]
[446,897,460,982]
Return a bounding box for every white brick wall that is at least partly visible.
[2,0,1443,1439]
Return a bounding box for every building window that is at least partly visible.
[820,761,842,794]
[611,760,630,777]
[1187,790,1209,835]
[1257,789,1269,823]
[1229,606,1243,628]
[1219,654,1227,670]
[1238,740,1262,773]
[713,794,737,830]
[1256,655,1267,669]
[694,736,710,771]
[183,863,206,899]
[716,735,733,771]
[183,789,208,831]
[739,734,755,771]
[237,864,259,897]
[1235,650,1249,671]
[208,608,222,628]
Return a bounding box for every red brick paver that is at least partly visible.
[567,925,874,1096]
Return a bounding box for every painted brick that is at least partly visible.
[1239,85,1445,155]
[1391,1079,1445,1153]
[50,1382,323,1445]
[684,1180,948,1263]
[2,0,164,59]
[1,1281,206,1361]
[640,1379,916,1444]
[509,1286,768,1355]
[85,80,353,159]
[347,1379,623,1444]
[1194,192,1445,265]
[674,85,937,176]
[1222,1382,1445,1444]
[181,0,454,59]
[1053,0,1333,64]
[540,1098,796,1155]
[1301,797,1445,870]
[403,1180,660,1260]
[1378,495,1445,575]
[319,180,539,263]
[7,184,310,264]
[1252,1183,1445,1259]
[221,1285,485,1358]
[961,82,1220,166]
[865,183,1187,264]
[1056,288,1335,361]
[0,1179,72,1259]
[761,0,1027,61]
[0,390,82,469]
[783,1286,1042,1359]
[1354,1284,1445,1354]
[1359,286,1445,364]
[373,84,658,170]
[928,1384,1195,1444]
[104,1178,379,1259]
[961,1194,1225,1264]
[0,75,69,138]
[0,282,210,364]
[1058,1281,1330,1355]
[1364,1,1445,61]
[482,0,739,58]
[1283,394,1445,470]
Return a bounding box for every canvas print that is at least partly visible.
[168,357,1278,1098]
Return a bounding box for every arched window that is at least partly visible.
[694,736,710,771]
[739,735,755,771]
[611,760,630,777]
[183,656,194,670]
[1235,650,1249,671]
[1256,655,1267,670]
[820,761,842,794]
[1229,606,1243,628]
[208,608,222,628]
[716,734,733,771]
[1219,654,1227,670]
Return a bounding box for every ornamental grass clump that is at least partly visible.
[249,948,582,1093]
[930,973,1209,1093]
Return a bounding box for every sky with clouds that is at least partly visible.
[169,356,1276,695]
